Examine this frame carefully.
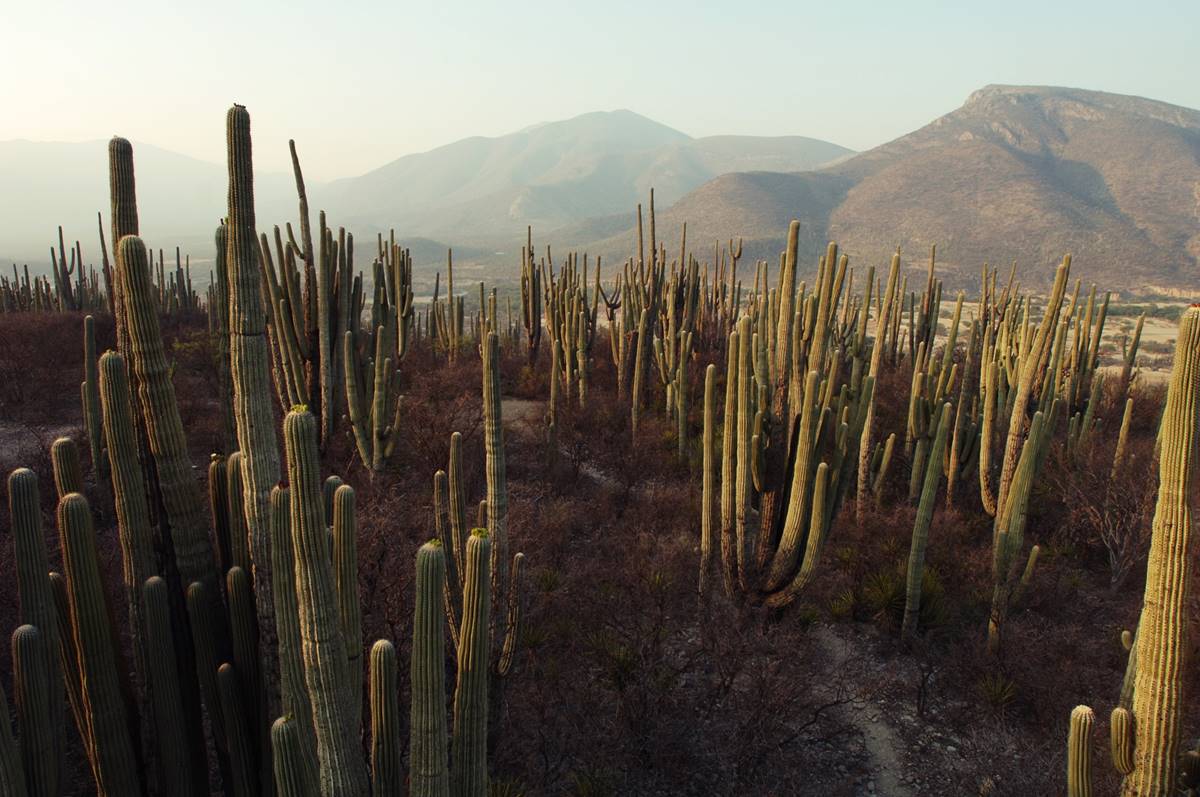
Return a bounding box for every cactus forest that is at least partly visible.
[0,104,1197,797]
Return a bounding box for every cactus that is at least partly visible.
[269,485,319,791]
[452,530,491,797]
[96,350,159,772]
[332,484,363,738]
[1111,706,1135,775]
[226,105,285,730]
[7,469,63,758]
[56,492,142,795]
[1121,305,1200,796]
[1068,705,1095,797]
[12,625,54,797]
[186,580,233,788]
[368,640,402,796]
[283,408,369,796]
[411,542,450,797]
[141,577,200,795]
[117,234,221,599]
[699,364,716,595]
[108,137,138,354]
[83,314,105,479]
[218,662,257,797]
[271,716,310,797]
[719,328,738,596]
[50,436,83,498]
[901,402,952,640]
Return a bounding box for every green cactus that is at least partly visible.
[332,484,363,738]
[901,402,952,640]
[186,580,233,787]
[107,137,138,354]
[56,492,142,795]
[226,105,285,733]
[50,437,83,499]
[7,469,64,757]
[117,234,221,600]
[269,485,319,791]
[226,451,251,574]
[368,640,402,796]
[1068,705,1094,797]
[271,716,310,797]
[412,542,450,797]
[218,662,257,797]
[83,315,105,480]
[1111,706,1135,776]
[1121,305,1200,796]
[719,328,738,597]
[699,364,716,595]
[226,566,262,738]
[283,408,369,796]
[96,350,159,774]
[452,530,491,797]
[141,577,200,796]
[12,625,54,797]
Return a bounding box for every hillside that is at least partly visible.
[322,110,852,242]
[1,113,851,271]
[566,86,1200,289]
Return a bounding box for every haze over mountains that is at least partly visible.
[3,85,1198,290]
[0,111,850,270]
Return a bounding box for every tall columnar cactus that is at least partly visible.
[1068,705,1095,797]
[369,640,402,796]
[332,484,363,738]
[699,364,716,595]
[141,577,199,796]
[108,136,139,355]
[56,492,142,795]
[1121,305,1200,797]
[226,104,284,726]
[217,662,257,797]
[269,485,318,790]
[186,580,233,787]
[283,408,369,796]
[12,625,55,797]
[83,314,105,479]
[719,327,738,596]
[50,437,83,499]
[411,542,450,797]
[452,530,491,797]
[901,402,952,640]
[117,234,221,600]
[97,351,157,767]
[7,469,63,757]
[271,717,309,797]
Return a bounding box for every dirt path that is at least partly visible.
[809,625,914,797]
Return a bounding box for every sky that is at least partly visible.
[3,0,1198,181]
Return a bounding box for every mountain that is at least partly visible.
[1,112,852,272]
[566,86,1200,290]
[321,110,852,243]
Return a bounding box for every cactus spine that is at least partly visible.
[1121,306,1200,796]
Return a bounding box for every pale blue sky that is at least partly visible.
[4,0,1197,180]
